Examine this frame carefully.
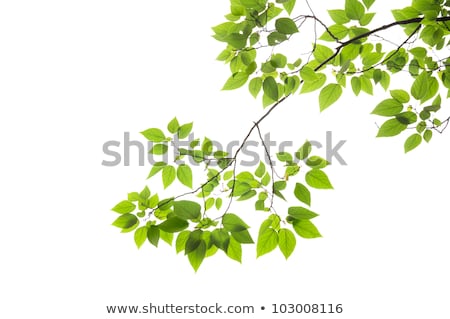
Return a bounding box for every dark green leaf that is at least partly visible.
[345,0,365,20]
[147,225,160,247]
[174,200,201,220]
[263,76,279,101]
[188,240,206,272]
[158,217,189,233]
[223,213,249,232]
[185,230,203,254]
[175,231,190,253]
[423,129,432,143]
[231,229,254,244]
[267,31,287,46]
[275,17,298,34]
[211,229,230,251]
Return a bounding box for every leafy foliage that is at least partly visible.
[111,0,450,271]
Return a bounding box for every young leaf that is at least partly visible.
[300,73,327,94]
[283,0,296,15]
[223,213,249,232]
[177,164,193,188]
[173,200,201,220]
[294,183,311,206]
[257,227,278,257]
[293,220,322,238]
[141,128,166,142]
[167,117,179,134]
[295,141,312,160]
[305,169,333,189]
[255,161,266,178]
[411,71,429,101]
[404,133,422,153]
[112,200,136,214]
[371,99,403,116]
[147,162,166,179]
[351,77,361,95]
[134,226,148,249]
[162,165,176,189]
[159,230,173,246]
[275,17,298,34]
[328,9,351,24]
[319,84,342,111]
[178,122,193,139]
[278,228,296,259]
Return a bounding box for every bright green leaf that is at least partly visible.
[263,76,279,101]
[223,213,249,232]
[158,216,189,233]
[404,133,422,153]
[319,83,343,111]
[162,165,176,189]
[112,200,136,214]
[134,226,148,249]
[293,219,322,238]
[112,213,138,229]
[371,99,403,116]
[141,128,166,142]
[278,228,296,259]
[294,183,311,206]
[305,169,333,189]
[275,17,298,34]
[177,164,193,188]
[257,227,278,257]
[376,118,408,137]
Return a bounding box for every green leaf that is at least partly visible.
[267,31,287,46]
[350,77,361,95]
[275,17,298,34]
[294,183,311,206]
[185,230,203,254]
[295,141,312,160]
[306,156,328,169]
[328,9,351,24]
[300,73,327,94]
[261,172,271,186]
[175,231,190,253]
[177,164,193,188]
[390,89,410,103]
[211,229,230,251]
[112,213,138,229]
[360,76,373,95]
[167,117,179,134]
[134,226,148,249]
[320,24,349,41]
[158,216,189,233]
[288,206,319,220]
[278,229,296,259]
[255,161,266,178]
[222,72,249,90]
[150,143,168,155]
[147,162,166,179]
[360,12,375,26]
[147,225,160,247]
[215,198,223,210]
[345,0,365,20]
[231,229,254,244]
[141,128,166,142]
[162,165,176,189]
[293,219,322,238]
[112,200,136,214]
[371,99,403,116]
[305,169,333,189]
[257,228,278,257]
[223,213,249,232]
[300,67,318,82]
[396,111,417,125]
[283,0,296,15]
[423,130,432,143]
[174,200,201,220]
[188,240,206,272]
[411,71,429,101]
[276,152,292,162]
[404,133,422,153]
[362,0,375,9]
[319,84,342,111]
[226,236,242,263]
[314,45,334,64]
[159,230,173,246]
[271,53,287,68]
[376,118,407,137]
[249,77,263,98]
[263,76,279,101]
[178,122,193,139]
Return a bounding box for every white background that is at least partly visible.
[1,0,449,318]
